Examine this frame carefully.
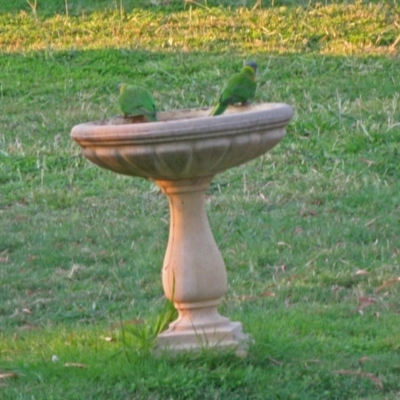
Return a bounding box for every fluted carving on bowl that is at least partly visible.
[71,103,294,180]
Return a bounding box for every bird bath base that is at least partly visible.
[157,321,248,354]
[70,103,294,354]
[154,176,250,353]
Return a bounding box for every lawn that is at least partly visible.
[0,0,400,399]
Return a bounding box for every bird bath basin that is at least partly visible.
[71,103,294,353]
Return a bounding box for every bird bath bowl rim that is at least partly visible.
[70,102,294,181]
[71,102,294,145]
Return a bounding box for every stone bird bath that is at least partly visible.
[71,103,294,353]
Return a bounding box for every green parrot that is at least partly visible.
[210,61,257,117]
[118,83,157,122]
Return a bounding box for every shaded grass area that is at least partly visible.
[1,0,400,398]
[1,315,399,399]
[1,48,399,398]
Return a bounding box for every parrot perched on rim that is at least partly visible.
[118,83,157,122]
[210,61,257,117]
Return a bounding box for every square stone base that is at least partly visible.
[155,321,250,356]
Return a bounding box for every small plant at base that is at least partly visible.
[119,299,177,356]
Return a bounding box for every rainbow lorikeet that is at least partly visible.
[210,61,257,117]
[118,83,157,122]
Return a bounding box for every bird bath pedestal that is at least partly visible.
[71,103,294,353]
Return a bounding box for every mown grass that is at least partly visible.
[1,0,400,399]
[1,1,398,53]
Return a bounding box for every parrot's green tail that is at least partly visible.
[210,102,228,117]
[147,113,158,122]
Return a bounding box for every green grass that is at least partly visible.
[1,0,400,398]
[1,1,398,53]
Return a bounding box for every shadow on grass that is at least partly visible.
[1,47,399,186]
[1,44,400,399]
[2,324,396,399]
